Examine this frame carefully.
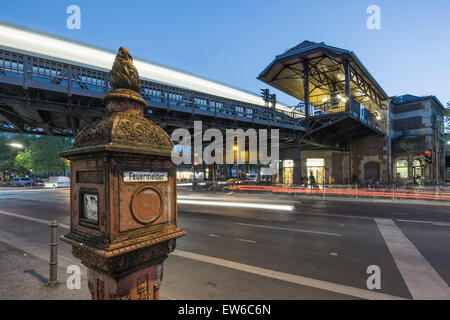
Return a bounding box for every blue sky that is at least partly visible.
[0,0,449,106]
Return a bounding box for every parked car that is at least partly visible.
[44,176,70,188]
[0,179,9,187]
[33,179,45,187]
[9,177,34,187]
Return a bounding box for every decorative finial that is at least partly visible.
[110,47,141,92]
[103,47,147,110]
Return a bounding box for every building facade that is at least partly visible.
[391,95,446,184]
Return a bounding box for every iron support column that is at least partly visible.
[302,60,310,133]
[344,60,351,112]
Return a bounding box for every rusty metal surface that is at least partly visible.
[59,47,185,300]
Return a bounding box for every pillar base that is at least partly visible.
[66,238,179,300]
[87,262,163,300]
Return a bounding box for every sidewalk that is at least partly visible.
[0,241,90,300]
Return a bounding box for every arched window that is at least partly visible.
[396,160,408,179]
[412,160,421,167]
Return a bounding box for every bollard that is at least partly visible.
[49,220,58,286]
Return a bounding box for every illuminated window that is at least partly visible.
[306,158,325,167]
[396,160,408,179]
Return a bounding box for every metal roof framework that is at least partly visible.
[258,41,389,113]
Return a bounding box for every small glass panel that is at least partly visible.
[81,193,98,224]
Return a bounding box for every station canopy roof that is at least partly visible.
[258,41,389,109]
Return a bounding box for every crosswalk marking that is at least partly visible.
[375,218,450,300]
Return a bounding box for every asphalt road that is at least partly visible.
[0,188,449,300]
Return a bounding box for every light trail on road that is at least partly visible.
[229,185,450,201]
[177,199,294,211]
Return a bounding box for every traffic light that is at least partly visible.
[424,150,432,163]
[270,93,277,107]
[260,89,269,102]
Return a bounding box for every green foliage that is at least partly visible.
[0,133,73,177]
[0,134,24,175]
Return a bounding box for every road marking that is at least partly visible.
[171,250,406,300]
[237,222,341,237]
[233,238,257,244]
[0,210,70,229]
[208,234,220,238]
[301,212,373,220]
[375,218,450,300]
[207,233,256,244]
[330,252,339,256]
[396,219,450,227]
[178,199,294,211]
[0,188,69,193]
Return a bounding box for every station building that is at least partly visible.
[258,41,446,185]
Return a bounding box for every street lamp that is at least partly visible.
[8,143,24,149]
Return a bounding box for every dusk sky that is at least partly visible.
[1,0,449,106]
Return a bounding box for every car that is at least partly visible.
[9,177,34,187]
[0,179,9,187]
[44,176,70,188]
[33,179,45,187]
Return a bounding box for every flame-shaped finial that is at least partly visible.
[109,47,141,92]
[103,47,147,109]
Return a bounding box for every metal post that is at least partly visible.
[49,221,58,286]
[302,59,310,133]
[344,60,351,112]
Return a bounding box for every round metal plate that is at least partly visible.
[130,186,163,224]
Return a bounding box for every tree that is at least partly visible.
[0,133,73,177]
[0,134,26,176]
[14,150,33,175]
[23,136,73,176]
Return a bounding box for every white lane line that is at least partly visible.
[237,222,341,237]
[0,188,69,193]
[233,238,257,244]
[375,219,450,300]
[396,219,450,227]
[177,199,294,211]
[0,210,70,229]
[171,250,406,300]
[301,212,373,220]
[208,234,220,238]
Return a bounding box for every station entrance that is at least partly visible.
[307,158,325,185]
